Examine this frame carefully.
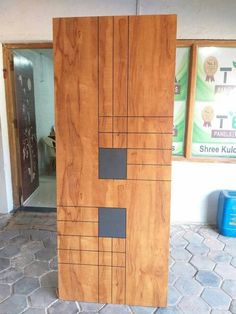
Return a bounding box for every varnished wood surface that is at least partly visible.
[58,235,98,251]
[54,15,176,307]
[59,264,98,302]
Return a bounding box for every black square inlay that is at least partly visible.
[99,207,126,238]
[99,148,127,179]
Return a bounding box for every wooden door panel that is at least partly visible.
[54,15,176,307]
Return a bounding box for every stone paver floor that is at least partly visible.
[0,211,235,313]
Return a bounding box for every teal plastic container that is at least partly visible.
[217,190,236,237]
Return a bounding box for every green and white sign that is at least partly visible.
[192,47,236,158]
[173,47,190,156]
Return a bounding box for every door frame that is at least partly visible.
[3,43,53,208]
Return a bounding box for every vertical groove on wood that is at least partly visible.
[114,16,128,116]
[99,17,113,117]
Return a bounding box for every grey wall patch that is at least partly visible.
[99,207,126,238]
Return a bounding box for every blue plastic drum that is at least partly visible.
[217,190,236,237]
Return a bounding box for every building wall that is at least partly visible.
[0,0,236,222]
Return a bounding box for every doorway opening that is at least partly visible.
[3,43,55,210]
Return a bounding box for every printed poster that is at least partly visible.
[192,47,236,157]
[173,47,190,156]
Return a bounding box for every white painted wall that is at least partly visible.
[0,0,236,222]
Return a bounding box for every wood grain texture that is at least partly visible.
[128,15,176,117]
[112,267,126,304]
[99,117,112,132]
[128,134,172,149]
[113,133,127,148]
[126,181,171,306]
[127,165,171,181]
[99,252,112,266]
[127,149,172,165]
[54,14,176,307]
[113,252,126,267]
[99,266,112,303]
[99,133,112,148]
[58,249,98,265]
[113,238,126,252]
[99,238,112,252]
[58,236,98,251]
[114,16,128,116]
[58,264,98,302]
[58,207,98,222]
[128,117,173,133]
[113,117,127,132]
[54,17,98,206]
[57,221,98,237]
[99,17,113,117]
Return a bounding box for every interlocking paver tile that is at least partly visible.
[0,244,20,258]
[171,236,188,248]
[178,296,210,313]
[174,277,203,296]
[198,227,218,239]
[24,261,49,277]
[100,304,131,313]
[232,257,236,267]
[183,231,203,244]
[0,283,11,302]
[224,245,236,257]
[11,253,34,270]
[196,270,221,287]
[8,235,28,246]
[80,302,105,312]
[208,250,232,264]
[28,287,57,308]
[222,280,236,298]
[0,294,27,314]
[230,300,236,313]
[186,243,209,255]
[0,267,23,284]
[35,248,56,261]
[190,255,215,270]
[167,286,181,306]
[171,248,192,262]
[202,288,231,310]
[204,238,225,250]
[0,257,10,271]
[171,262,197,277]
[21,241,44,254]
[20,307,45,314]
[168,271,178,285]
[130,305,157,313]
[157,307,182,313]
[13,276,39,295]
[40,271,58,288]
[48,300,78,314]
[215,263,236,280]
[210,310,231,314]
